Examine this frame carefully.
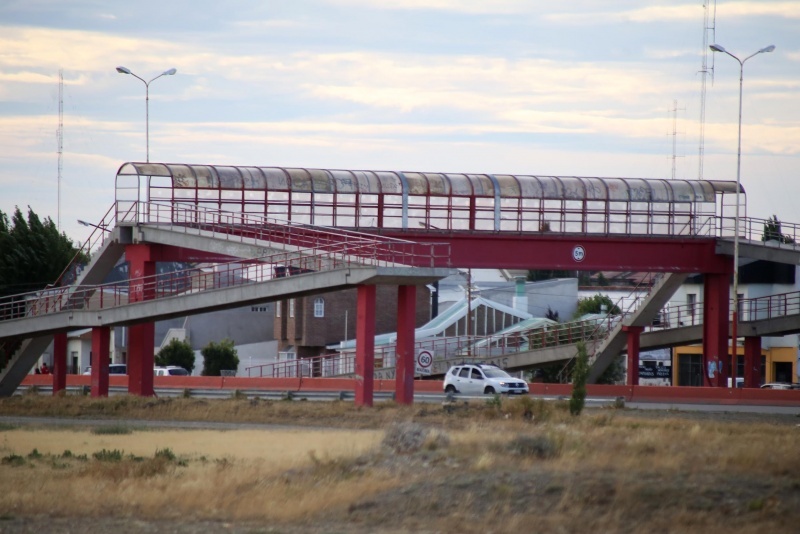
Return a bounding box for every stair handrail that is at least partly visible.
[141,201,451,268]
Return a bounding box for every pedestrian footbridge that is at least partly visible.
[5,161,800,403]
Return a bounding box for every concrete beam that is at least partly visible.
[0,266,454,340]
[716,238,800,266]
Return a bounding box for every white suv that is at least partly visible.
[154,366,190,376]
[443,363,529,395]
[82,364,127,375]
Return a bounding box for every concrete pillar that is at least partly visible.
[126,244,156,397]
[91,327,110,397]
[354,284,376,407]
[702,273,730,387]
[743,336,761,388]
[52,332,67,395]
[395,285,416,405]
[623,325,643,386]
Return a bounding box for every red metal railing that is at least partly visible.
[126,201,450,268]
[0,227,443,323]
[245,315,621,378]
[648,290,800,331]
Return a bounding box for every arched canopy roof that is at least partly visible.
[117,162,740,202]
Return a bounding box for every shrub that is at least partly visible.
[92,425,132,435]
[569,341,589,416]
[156,338,196,374]
[93,449,124,462]
[506,434,561,459]
[201,339,239,376]
[1,454,26,467]
[382,422,449,454]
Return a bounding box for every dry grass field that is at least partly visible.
[0,393,799,533]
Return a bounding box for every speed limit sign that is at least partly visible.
[416,350,433,376]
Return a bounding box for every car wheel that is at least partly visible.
[444,384,457,394]
[484,386,496,395]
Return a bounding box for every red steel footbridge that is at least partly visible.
[3,162,800,405]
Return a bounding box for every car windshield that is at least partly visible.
[168,368,189,376]
[482,368,511,378]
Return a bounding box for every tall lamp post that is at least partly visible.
[709,43,775,386]
[116,66,177,162]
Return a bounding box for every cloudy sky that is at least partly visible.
[1,0,798,243]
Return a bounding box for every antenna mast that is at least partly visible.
[669,100,685,179]
[57,69,63,230]
[697,1,717,180]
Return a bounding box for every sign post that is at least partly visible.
[415,350,433,377]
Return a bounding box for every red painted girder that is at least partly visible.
[378,232,732,273]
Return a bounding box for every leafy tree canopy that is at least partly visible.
[762,215,795,244]
[0,206,85,298]
[201,339,240,376]
[156,338,196,374]
[569,342,589,416]
[575,294,621,317]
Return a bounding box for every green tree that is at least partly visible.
[0,207,85,369]
[575,294,621,317]
[201,339,239,376]
[0,207,85,298]
[762,215,795,244]
[156,338,196,374]
[569,342,589,416]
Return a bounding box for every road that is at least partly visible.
[14,385,800,416]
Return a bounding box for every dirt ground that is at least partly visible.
[0,395,798,534]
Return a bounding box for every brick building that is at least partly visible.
[274,285,431,359]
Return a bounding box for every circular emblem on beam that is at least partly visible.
[572,245,586,263]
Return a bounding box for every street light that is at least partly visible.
[709,43,775,386]
[116,66,177,162]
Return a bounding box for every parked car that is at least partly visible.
[443,363,529,395]
[760,382,795,390]
[82,364,127,375]
[154,366,189,376]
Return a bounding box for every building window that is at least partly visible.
[250,305,269,312]
[289,299,295,318]
[314,297,325,318]
[276,301,281,317]
[678,354,703,387]
[687,293,696,317]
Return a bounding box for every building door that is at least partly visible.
[678,354,703,387]
[773,361,793,384]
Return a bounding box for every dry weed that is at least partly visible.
[0,395,799,532]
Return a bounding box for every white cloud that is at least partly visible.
[324,0,530,15]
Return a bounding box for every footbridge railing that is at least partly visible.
[245,315,620,378]
[0,234,442,325]
[122,201,450,268]
[648,290,800,331]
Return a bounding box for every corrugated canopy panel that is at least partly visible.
[117,163,736,202]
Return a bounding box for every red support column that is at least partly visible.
[623,325,643,386]
[52,332,67,395]
[395,285,417,405]
[91,327,110,397]
[702,273,730,387]
[743,336,761,388]
[355,284,376,407]
[126,244,156,397]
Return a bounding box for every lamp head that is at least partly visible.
[116,66,132,75]
[709,44,726,53]
[163,68,177,76]
[760,45,776,53]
